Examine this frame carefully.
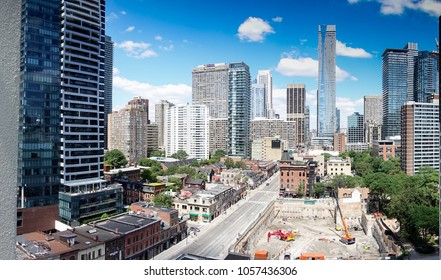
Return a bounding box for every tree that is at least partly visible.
[140,168,157,183]
[176,165,196,178]
[224,158,235,169]
[234,161,247,169]
[104,149,128,169]
[153,193,173,208]
[171,150,188,161]
[297,183,305,198]
[149,150,165,157]
[138,158,163,174]
[311,183,328,198]
[210,149,226,163]
[193,172,207,181]
[323,153,332,161]
[168,177,183,190]
[409,205,439,243]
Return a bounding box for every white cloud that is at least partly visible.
[113,75,192,122]
[154,35,163,41]
[159,44,174,51]
[125,26,135,32]
[106,12,118,22]
[116,41,158,59]
[121,10,127,15]
[336,40,372,58]
[112,67,119,75]
[272,16,283,22]
[275,57,356,82]
[299,39,308,45]
[237,17,275,42]
[349,0,441,17]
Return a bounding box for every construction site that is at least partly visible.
[231,188,402,260]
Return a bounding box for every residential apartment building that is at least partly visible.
[104,35,114,150]
[372,140,399,160]
[251,82,266,119]
[364,95,383,146]
[251,137,284,161]
[209,118,228,155]
[401,98,439,175]
[326,157,352,177]
[287,84,306,145]
[333,132,346,153]
[250,118,296,149]
[414,51,439,103]
[347,112,364,143]
[257,70,273,118]
[155,100,174,150]
[317,24,336,137]
[108,97,150,164]
[279,151,317,197]
[166,104,209,160]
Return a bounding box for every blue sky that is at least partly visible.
[106,0,440,129]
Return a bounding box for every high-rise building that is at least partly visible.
[17,0,62,233]
[251,82,266,119]
[58,0,123,226]
[155,100,174,150]
[401,97,439,175]
[192,63,229,118]
[364,95,383,146]
[108,97,150,164]
[104,35,114,150]
[305,106,310,145]
[250,119,297,150]
[347,112,364,143]
[317,24,336,137]
[209,118,228,155]
[336,108,340,133]
[415,51,439,103]
[257,70,273,118]
[287,84,306,144]
[382,43,418,138]
[166,104,209,160]
[228,62,251,158]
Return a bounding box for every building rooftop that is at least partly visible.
[72,224,122,242]
[94,213,159,234]
[105,166,140,175]
[16,232,74,260]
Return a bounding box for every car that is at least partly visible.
[266,183,269,186]
[283,252,291,260]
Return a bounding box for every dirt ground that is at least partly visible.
[251,217,382,260]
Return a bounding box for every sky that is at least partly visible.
[106,0,441,129]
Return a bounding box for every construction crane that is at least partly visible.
[334,193,355,245]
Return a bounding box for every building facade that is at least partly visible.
[415,51,439,103]
[209,118,228,155]
[108,97,150,164]
[250,118,296,150]
[257,70,273,118]
[401,98,439,175]
[251,137,284,161]
[326,157,352,177]
[382,43,418,138]
[364,95,383,146]
[166,104,209,160]
[287,84,306,145]
[104,35,113,150]
[251,82,266,119]
[317,24,336,137]
[347,112,364,143]
[228,62,251,158]
[155,100,174,150]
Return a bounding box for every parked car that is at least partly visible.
[283,252,291,260]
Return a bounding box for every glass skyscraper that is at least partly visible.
[228,62,251,158]
[18,0,62,208]
[415,50,439,103]
[104,35,114,150]
[251,82,266,119]
[382,43,418,138]
[317,25,336,137]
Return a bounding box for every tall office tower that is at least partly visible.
[401,97,439,175]
[250,119,297,150]
[104,35,113,150]
[305,106,310,145]
[192,63,229,118]
[317,24,336,137]
[382,43,418,138]
[336,108,341,133]
[251,82,266,119]
[364,95,383,146]
[146,123,159,155]
[257,70,273,118]
[59,0,123,226]
[228,62,251,158]
[108,97,150,164]
[287,84,306,145]
[415,51,439,103]
[209,118,228,155]
[347,112,364,143]
[17,0,62,234]
[166,104,209,160]
[155,100,174,150]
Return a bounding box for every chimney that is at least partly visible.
[94,236,98,241]
[115,228,119,234]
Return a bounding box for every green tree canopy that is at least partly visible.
[224,158,235,169]
[311,182,328,198]
[176,165,196,178]
[153,193,173,208]
[149,150,165,157]
[104,149,128,169]
[171,150,188,161]
[234,161,247,169]
[138,158,163,174]
[168,177,183,190]
[140,168,158,183]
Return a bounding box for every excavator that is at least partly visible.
[335,193,355,245]
[267,229,295,242]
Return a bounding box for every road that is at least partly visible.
[154,172,280,260]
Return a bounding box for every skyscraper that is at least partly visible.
[192,63,229,118]
[155,100,174,150]
[347,112,364,143]
[287,84,306,145]
[251,82,266,119]
[317,25,336,137]
[336,108,341,133]
[104,35,114,150]
[108,97,150,164]
[415,50,439,103]
[364,95,383,146]
[382,43,418,138]
[228,62,251,158]
[166,104,209,160]
[305,106,310,145]
[257,70,273,118]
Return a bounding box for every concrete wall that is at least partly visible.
[0,0,21,260]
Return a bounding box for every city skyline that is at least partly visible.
[106,0,440,129]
